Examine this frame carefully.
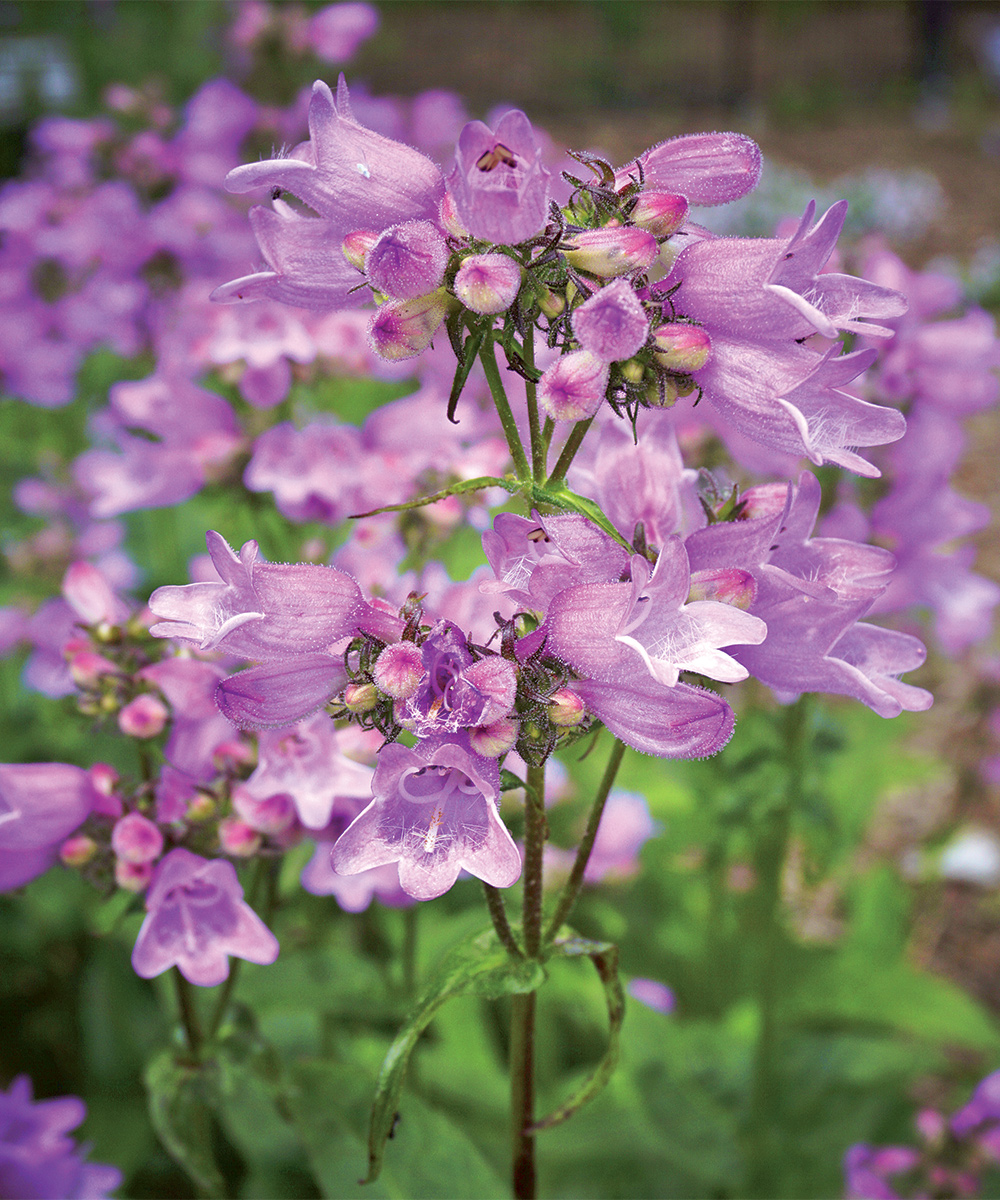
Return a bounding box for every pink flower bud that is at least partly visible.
[915,1108,946,1144]
[69,650,120,689]
[343,681,378,712]
[112,811,164,864]
[232,786,297,836]
[373,641,424,699]
[469,717,519,757]
[571,278,649,362]
[115,858,154,892]
[628,191,689,238]
[454,253,522,315]
[563,226,658,277]
[549,688,586,727]
[366,220,449,300]
[341,228,379,271]
[537,350,609,421]
[89,763,122,817]
[62,561,124,626]
[651,323,711,372]
[368,289,453,361]
[536,285,565,318]
[628,977,676,1013]
[219,817,262,858]
[117,693,169,738]
[186,792,216,822]
[60,835,97,867]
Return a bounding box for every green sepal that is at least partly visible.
[446,322,487,423]
[144,1049,226,1199]
[529,938,625,1132]
[527,480,632,550]
[365,928,545,1185]
[350,475,515,520]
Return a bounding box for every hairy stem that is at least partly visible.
[510,760,546,1200]
[483,881,524,958]
[173,968,205,1057]
[520,333,545,483]
[544,737,626,942]
[547,417,595,486]
[480,334,531,481]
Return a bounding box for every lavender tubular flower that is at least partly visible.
[131,847,279,986]
[149,531,364,658]
[331,734,521,900]
[0,763,97,891]
[445,109,551,244]
[0,1076,121,1200]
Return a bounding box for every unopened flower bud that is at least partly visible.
[115,858,154,892]
[368,288,453,361]
[563,226,658,278]
[343,681,378,712]
[571,278,649,362]
[651,323,711,372]
[341,229,379,271]
[454,253,522,315]
[233,786,297,836]
[469,718,519,757]
[366,220,449,300]
[373,641,424,700]
[629,191,689,238]
[112,811,164,864]
[118,693,169,738]
[219,816,262,858]
[186,792,216,821]
[646,377,679,408]
[60,835,97,868]
[538,350,609,421]
[89,763,122,818]
[536,284,565,318]
[549,688,586,727]
[69,650,120,689]
[620,358,645,384]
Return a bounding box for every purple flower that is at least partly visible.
[614,131,762,206]
[453,252,522,315]
[571,279,650,363]
[0,1075,121,1200]
[331,734,521,900]
[306,3,380,62]
[627,978,676,1014]
[366,219,449,300]
[445,109,551,244]
[0,763,96,891]
[544,540,766,689]
[131,848,280,986]
[537,350,610,421]
[149,530,364,659]
[214,77,445,309]
[844,1144,919,1200]
[399,620,517,736]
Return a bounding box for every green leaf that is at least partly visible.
[144,1050,226,1199]
[286,1061,506,1199]
[531,939,625,1131]
[365,929,544,1184]
[350,476,513,520]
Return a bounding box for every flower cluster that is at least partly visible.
[845,1070,1000,1199]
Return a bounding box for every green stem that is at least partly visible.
[483,882,523,958]
[746,697,809,1198]
[480,334,531,481]
[510,760,546,1200]
[510,991,537,1200]
[207,959,241,1041]
[541,417,555,462]
[522,763,547,958]
[544,737,626,943]
[547,417,595,486]
[173,968,205,1057]
[520,333,545,483]
[207,857,273,1039]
